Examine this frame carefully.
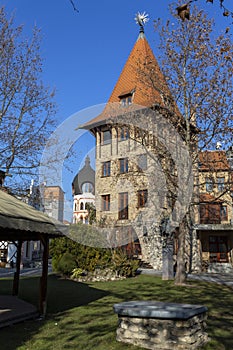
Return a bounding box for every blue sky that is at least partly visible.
[3,0,232,220]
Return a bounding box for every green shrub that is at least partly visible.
[55,252,77,276]
[50,236,112,274]
[111,249,140,278]
[50,235,140,279]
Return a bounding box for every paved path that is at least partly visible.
[138,268,233,288]
[0,266,52,278]
[1,267,232,287]
[188,273,233,288]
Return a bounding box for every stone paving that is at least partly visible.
[188,272,233,288]
[138,268,233,288]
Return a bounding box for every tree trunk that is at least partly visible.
[162,238,174,280]
[174,218,187,285]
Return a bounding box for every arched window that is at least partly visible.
[80,202,84,210]
[82,182,93,193]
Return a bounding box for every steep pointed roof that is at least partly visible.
[84,29,176,129]
[108,31,169,106]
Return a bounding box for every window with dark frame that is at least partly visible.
[120,95,132,107]
[119,158,128,174]
[137,189,148,208]
[205,177,213,192]
[102,129,111,145]
[217,177,225,192]
[220,205,228,221]
[118,192,128,220]
[101,194,110,211]
[119,126,129,141]
[102,161,111,177]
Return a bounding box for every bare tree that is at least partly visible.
[155,3,233,283]
[0,7,56,192]
[69,0,79,12]
[176,0,233,21]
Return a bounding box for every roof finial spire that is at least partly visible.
[134,12,149,33]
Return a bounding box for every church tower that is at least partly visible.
[72,156,95,224]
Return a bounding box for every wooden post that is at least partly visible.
[12,240,22,296]
[39,235,49,316]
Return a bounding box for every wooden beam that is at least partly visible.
[39,235,49,316]
[12,240,22,296]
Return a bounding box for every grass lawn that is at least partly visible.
[0,273,232,350]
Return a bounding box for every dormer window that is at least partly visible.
[119,89,134,107]
[120,95,132,107]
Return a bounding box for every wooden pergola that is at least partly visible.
[0,190,67,315]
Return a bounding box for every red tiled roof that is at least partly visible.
[83,32,177,129]
[199,193,223,203]
[199,151,230,171]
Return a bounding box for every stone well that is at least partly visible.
[113,301,209,350]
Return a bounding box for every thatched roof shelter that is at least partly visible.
[0,190,68,315]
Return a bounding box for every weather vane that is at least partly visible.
[134,12,149,32]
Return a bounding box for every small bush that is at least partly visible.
[55,252,77,276]
[50,236,140,279]
[111,249,140,278]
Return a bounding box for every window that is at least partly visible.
[220,205,228,221]
[101,194,110,211]
[120,95,132,107]
[137,154,147,171]
[82,182,93,193]
[205,178,213,192]
[217,177,225,192]
[118,192,128,220]
[102,129,111,145]
[102,161,111,177]
[80,202,84,210]
[137,190,148,208]
[119,127,129,141]
[200,203,221,224]
[119,158,128,174]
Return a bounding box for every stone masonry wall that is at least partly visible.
[116,313,208,350]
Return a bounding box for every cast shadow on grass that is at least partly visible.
[1,274,233,350]
[0,274,110,350]
[91,275,233,350]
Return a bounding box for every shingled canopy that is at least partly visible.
[0,190,68,315]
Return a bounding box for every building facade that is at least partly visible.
[195,150,233,272]
[82,25,189,269]
[42,186,64,223]
[81,24,232,273]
